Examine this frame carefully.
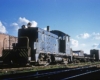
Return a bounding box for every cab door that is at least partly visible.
[59,36,66,53]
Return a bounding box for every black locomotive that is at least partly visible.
[2,23,95,65]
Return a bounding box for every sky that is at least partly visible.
[0,0,100,54]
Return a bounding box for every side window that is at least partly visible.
[34,42,37,49]
[59,36,62,40]
[66,36,68,42]
[68,36,70,42]
[66,36,70,42]
[63,36,66,40]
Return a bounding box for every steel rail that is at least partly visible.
[62,69,100,80]
[1,66,96,80]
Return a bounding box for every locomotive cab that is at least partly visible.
[50,30,71,63]
[50,30,70,54]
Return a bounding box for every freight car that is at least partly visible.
[72,50,93,62]
[2,23,72,65]
[72,50,85,62]
[90,49,100,61]
[72,50,95,62]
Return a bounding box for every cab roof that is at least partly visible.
[50,30,70,37]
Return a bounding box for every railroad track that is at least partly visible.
[0,62,100,76]
[0,65,100,80]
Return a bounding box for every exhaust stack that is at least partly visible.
[47,26,50,31]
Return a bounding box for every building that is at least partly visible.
[0,33,17,57]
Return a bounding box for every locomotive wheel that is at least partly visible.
[37,59,47,65]
[47,58,51,63]
[37,59,51,66]
[37,54,51,66]
[43,58,51,66]
[73,59,77,63]
[62,58,68,64]
[68,58,71,63]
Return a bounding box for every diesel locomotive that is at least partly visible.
[2,23,94,65]
[2,23,72,65]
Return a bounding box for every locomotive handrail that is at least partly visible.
[34,38,38,50]
[18,36,29,48]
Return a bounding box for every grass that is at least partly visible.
[0,61,100,75]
